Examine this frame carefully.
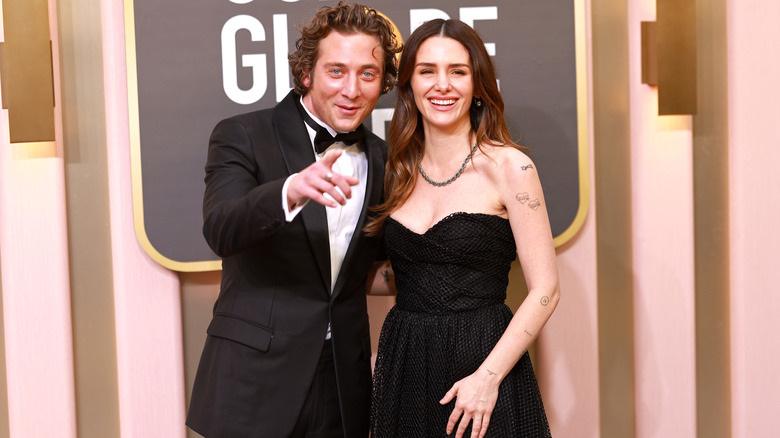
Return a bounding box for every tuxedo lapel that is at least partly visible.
[273,92,331,291]
[331,134,385,300]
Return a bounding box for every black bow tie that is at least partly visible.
[313,129,364,154]
[296,96,364,154]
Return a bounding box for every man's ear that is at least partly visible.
[301,69,311,89]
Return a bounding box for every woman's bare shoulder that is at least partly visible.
[478,144,536,181]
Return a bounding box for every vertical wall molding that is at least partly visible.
[57,0,121,436]
[592,0,636,436]
[693,0,730,436]
[58,0,119,432]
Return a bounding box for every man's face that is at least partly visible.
[301,31,384,133]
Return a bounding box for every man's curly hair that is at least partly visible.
[288,2,401,96]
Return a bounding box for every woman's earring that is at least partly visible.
[473,98,483,108]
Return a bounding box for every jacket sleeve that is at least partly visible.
[202,116,288,257]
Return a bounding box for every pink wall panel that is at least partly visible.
[0,0,78,435]
[0,147,77,438]
[537,1,599,433]
[629,1,697,436]
[541,211,599,438]
[727,1,780,436]
[102,0,187,435]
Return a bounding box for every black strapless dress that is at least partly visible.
[371,213,551,438]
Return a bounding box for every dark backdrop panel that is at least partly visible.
[129,0,586,270]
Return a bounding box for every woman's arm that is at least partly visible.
[365,260,396,296]
[441,148,560,438]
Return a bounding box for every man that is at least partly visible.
[186,3,400,437]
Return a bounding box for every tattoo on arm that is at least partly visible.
[524,330,533,337]
[540,296,550,306]
[515,192,541,211]
[521,164,534,171]
[486,369,497,376]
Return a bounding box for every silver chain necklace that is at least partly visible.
[418,143,479,187]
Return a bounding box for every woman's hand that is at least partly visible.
[440,369,501,438]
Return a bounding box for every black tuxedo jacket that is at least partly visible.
[186,91,386,438]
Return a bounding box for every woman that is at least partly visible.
[367,19,559,438]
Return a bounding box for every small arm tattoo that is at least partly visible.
[524,330,533,337]
[521,164,534,171]
[486,369,497,376]
[516,192,541,210]
[540,296,550,306]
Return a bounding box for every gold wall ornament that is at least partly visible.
[641,21,658,86]
[0,0,56,143]
[641,0,697,115]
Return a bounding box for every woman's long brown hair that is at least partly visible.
[365,19,521,235]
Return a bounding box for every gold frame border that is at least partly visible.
[124,0,221,272]
[553,0,590,248]
[124,0,589,271]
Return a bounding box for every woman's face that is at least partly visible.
[410,36,474,135]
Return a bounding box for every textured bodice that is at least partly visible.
[385,212,517,314]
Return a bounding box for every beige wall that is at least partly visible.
[1,0,780,436]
